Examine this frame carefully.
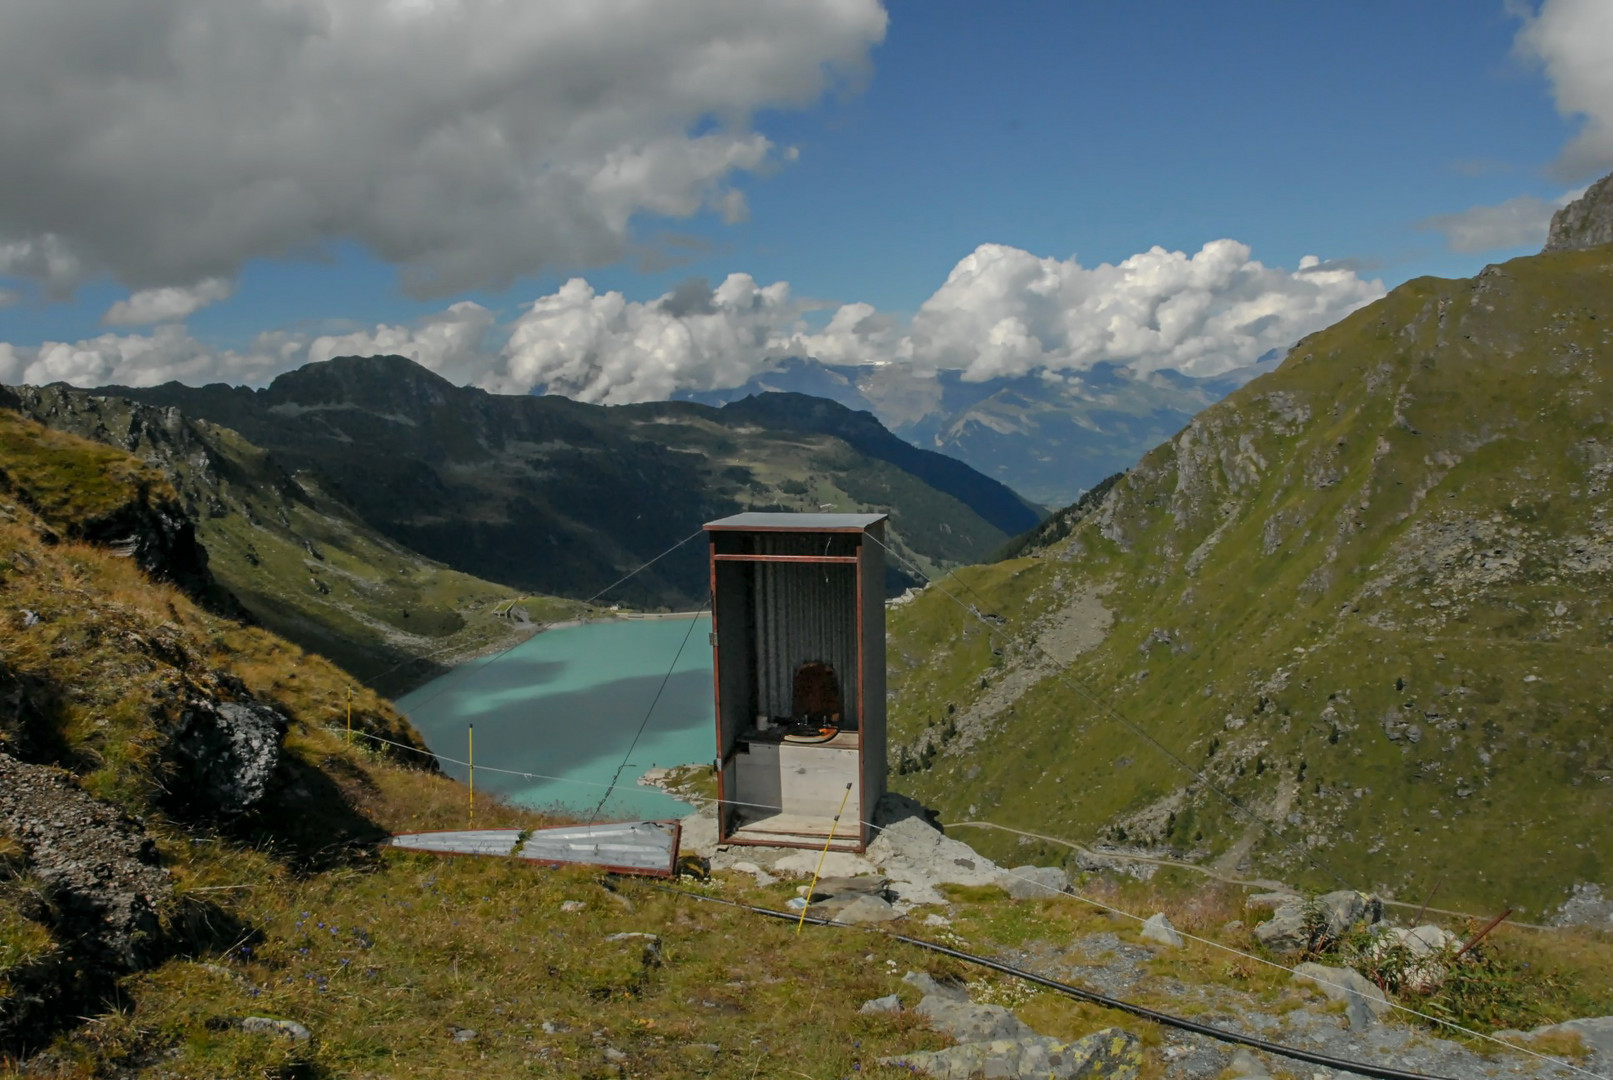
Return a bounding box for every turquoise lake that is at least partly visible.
[397,616,714,820]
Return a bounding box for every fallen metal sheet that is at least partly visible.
[389,829,523,857]
[516,821,682,878]
[386,820,682,878]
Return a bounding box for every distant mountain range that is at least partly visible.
[678,355,1278,507]
[72,357,1041,611]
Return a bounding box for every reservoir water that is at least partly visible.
[397,615,714,820]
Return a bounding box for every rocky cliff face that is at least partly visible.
[0,394,238,617]
[1543,170,1613,252]
[886,237,1613,916]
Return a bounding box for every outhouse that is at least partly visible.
[704,512,887,851]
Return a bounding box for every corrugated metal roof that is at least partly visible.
[387,820,681,877]
[704,512,887,531]
[750,560,859,724]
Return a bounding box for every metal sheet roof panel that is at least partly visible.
[389,829,523,856]
[516,821,680,876]
[386,821,681,876]
[704,512,887,531]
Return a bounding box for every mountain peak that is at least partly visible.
[264,354,459,411]
[1543,170,1613,252]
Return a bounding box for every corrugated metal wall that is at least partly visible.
[751,561,860,726]
[859,522,887,818]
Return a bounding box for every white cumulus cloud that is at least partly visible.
[306,302,498,386]
[494,274,805,403]
[0,0,886,297]
[103,277,235,326]
[904,241,1382,381]
[1,241,1384,400]
[0,325,293,389]
[485,241,1383,399]
[1416,188,1587,253]
[1516,0,1613,180]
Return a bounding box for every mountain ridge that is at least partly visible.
[677,356,1272,506]
[84,357,1041,606]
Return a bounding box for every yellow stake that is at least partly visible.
[468,723,475,822]
[797,782,854,935]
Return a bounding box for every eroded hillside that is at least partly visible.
[887,239,1613,917]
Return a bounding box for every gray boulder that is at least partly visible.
[1226,1048,1272,1078]
[859,994,902,1015]
[915,997,1035,1042]
[242,1017,312,1041]
[1139,912,1183,948]
[813,893,899,924]
[882,1027,1142,1080]
[998,864,1070,899]
[867,812,1003,891]
[169,699,286,814]
[1253,890,1380,952]
[1292,961,1391,1029]
[1512,1016,1613,1062]
[903,970,970,1003]
[1364,924,1460,993]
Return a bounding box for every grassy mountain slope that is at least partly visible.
[0,407,1086,1077]
[97,356,1031,604]
[4,374,1609,1078]
[886,243,1613,917]
[8,385,578,695]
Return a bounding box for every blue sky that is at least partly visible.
[0,1,1607,395]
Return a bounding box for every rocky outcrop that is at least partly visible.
[0,753,171,971]
[884,972,1142,1080]
[1,389,241,617]
[998,864,1070,899]
[681,792,1013,911]
[166,699,287,816]
[1496,1016,1613,1069]
[76,487,242,617]
[885,1029,1142,1080]
[1543,171,1613,252]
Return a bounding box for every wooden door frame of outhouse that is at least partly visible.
[705,515,885,852]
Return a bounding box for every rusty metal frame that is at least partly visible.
[711,553,860,564]
[706,523,877,853]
